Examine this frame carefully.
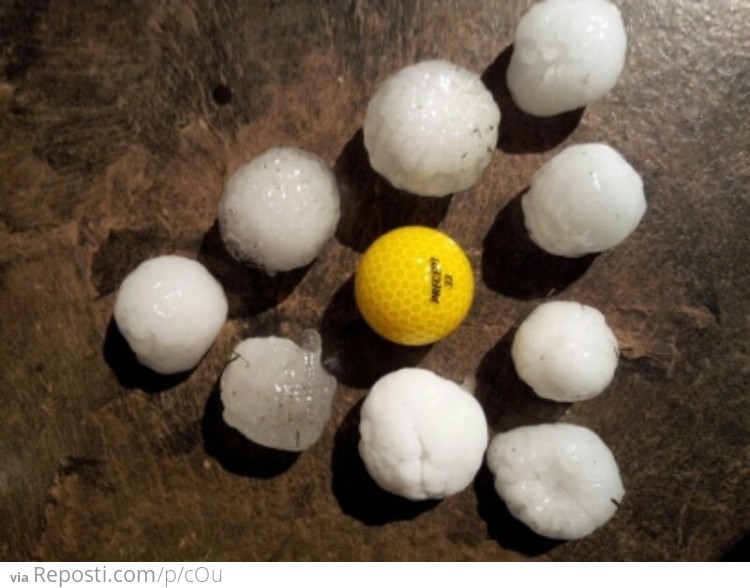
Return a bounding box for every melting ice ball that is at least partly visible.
[507,0,628,117]
[358,368,488,501]
[512,301,619,402]
[113,255,228,374]
[218,147,341,274]
[363,59,500,197]
[487,423,625,540]
[220,330,337,452]
[522,143,646,257]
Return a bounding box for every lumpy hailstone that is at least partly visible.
[220,330,337,452]
[363,60,500,197]
[487,423,625,540]
[218,147,341,273]
[507,0,627,117]
[512,301,619,402]
[114,255,227,374]
[523,143,646,257]
[359,368,488,501]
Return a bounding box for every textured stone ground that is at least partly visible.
[1,0,748,561]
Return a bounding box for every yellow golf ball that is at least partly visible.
[354,226,474,346]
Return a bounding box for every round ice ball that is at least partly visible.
[113,255,228,375]
[220,330,337,452]
[487,423,625,540]
[359,368,488,501]
[512,301,619,402]
[363,59,500,197]
[507,0,627,117]
[522,143,646,257]
[218,147,341,274]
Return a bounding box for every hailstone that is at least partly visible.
[363,59,500,197]
[113,255,227,374]
[507,0,628,117]
[511,301,619,402]
[522,143,646,257]
[487,423,625,540]
[218,147,341,274]
[358,368,488,501]
[220,330,337,452]
[512,301,619,402]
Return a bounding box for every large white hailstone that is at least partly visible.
[512,301,619,402]
[358,368,488,501]
[114,255,228,375]
[522,143,646,257]
[220,330,337,452]
[218,147,341,274]
[507,0,627,117]
[487,423,625,540]
[363,59,501,197]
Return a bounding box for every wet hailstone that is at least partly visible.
[113,255,227,375]
[217,147,341,274]
[220,330,337,452]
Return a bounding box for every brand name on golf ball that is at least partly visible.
[430,257,453,303]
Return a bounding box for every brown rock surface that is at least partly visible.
[1,0,748,561]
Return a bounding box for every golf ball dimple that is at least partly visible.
[354,226,474,346]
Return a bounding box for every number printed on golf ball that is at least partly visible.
[354,226,474,346]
